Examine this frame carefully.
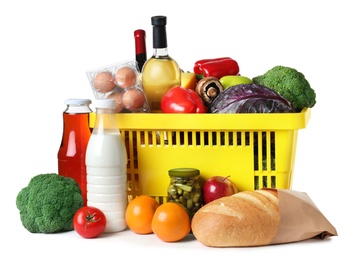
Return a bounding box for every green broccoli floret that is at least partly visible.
[252,66,316,112]
[16,173,83,233]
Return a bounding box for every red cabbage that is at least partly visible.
[209,84,295,113]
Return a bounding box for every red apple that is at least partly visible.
[203,176,238,204]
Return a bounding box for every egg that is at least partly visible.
[115,66,137,89]
[122,88,145,111]
[107,92,124,113]
[93,71,115,93]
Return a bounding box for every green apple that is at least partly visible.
[220,75,252,90]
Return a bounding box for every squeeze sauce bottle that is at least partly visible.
[85,99,128,233]
[58,98,92,206]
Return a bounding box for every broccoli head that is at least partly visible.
[252,66,316,112]
[16,173,83,233]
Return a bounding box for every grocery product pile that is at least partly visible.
[86,58,317,115]
[15,15,337,248]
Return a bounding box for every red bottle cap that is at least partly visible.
[134,29,146,55]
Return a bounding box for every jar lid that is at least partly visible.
[64,98,91,105]
[168,168,200,178]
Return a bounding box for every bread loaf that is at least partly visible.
[191,189,280,247]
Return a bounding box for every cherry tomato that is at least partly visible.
[73,206,106,238]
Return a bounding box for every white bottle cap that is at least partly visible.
[64,98,92,105]
[94,98,117,109]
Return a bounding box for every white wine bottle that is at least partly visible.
[142,16,181,112]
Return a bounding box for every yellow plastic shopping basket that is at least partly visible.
[90,108,311,203]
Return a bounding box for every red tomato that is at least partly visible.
[73,206,106,238]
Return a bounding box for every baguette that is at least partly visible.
[191,189,280,247]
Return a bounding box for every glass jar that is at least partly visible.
[167,168,202,217]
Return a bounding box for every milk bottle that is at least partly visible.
[85,99,128,233]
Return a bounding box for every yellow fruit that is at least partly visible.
[151,202,191,242]
[181,72,197,90]
[125,195,160,234]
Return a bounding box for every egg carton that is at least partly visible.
[86,59,150,113]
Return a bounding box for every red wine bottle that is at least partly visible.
[134,29,147,72]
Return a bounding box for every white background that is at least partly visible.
[1,0,351,258]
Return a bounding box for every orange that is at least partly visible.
[151,202,191,242]
[125,195,160,234]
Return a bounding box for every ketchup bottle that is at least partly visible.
[58,98,92,206]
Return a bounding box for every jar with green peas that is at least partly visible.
[167,168,203,218]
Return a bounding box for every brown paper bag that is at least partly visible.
[269,189,338,245]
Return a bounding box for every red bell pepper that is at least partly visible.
[193,57,240,80]
[160,86,207,113]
